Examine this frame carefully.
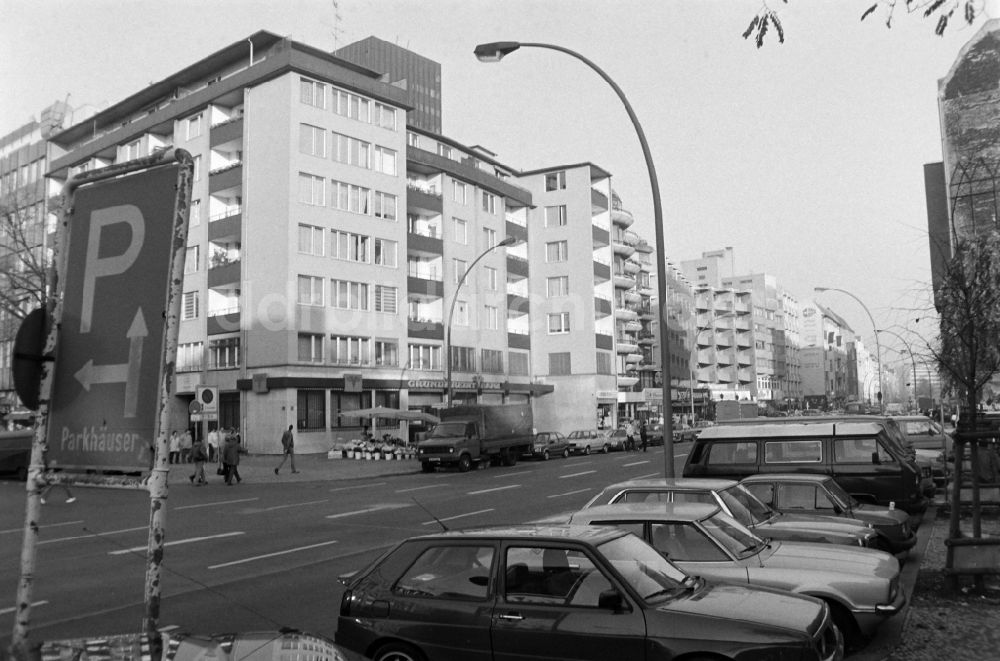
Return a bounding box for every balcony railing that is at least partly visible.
[210,205,242,222]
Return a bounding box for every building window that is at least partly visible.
[330,335,370,365]
[373,146,397,175]
[298,333,324,363]
[124,139,142,160]
[373,238,397,267]
[335,89,371,122]
[545,171,567,191]
[184,246,199,274]
[484,266,498,291]
[439,143,454,160]
[186,114,202,141]
[177,342,203,372]
[450,346,475,372]
[332,132,371,168]
[409,343,441,370]
[297,389,326,429]
[193,155,201,181]
[483,227,497,249]
[407,131,420,148]
[374,102,397,130]
[596,351,612,375]
[482,191,497,214]
[544,205,567,227]
[453,217,467,244]
[332,230,369,262]
[297,275,324,306]
[546,275,569,297]
[545,241,568,262]
[299,124,327,157]
[509,351,529,376]
[549,352,572,375]
[548,312,570,334]
[373,191,397,220]
[298,172,325,205]
[300,78,326,108]
[484,305,499,330]
[330,279,369,310]
[454,300,469,326]
[374,285,397,313]
[298,224,325,255]
[182,291,199,320]
[482,349,504,374]
[331,180,371,214]
[190,199,201,226]
[209,337,240,369]
[452,180,467,204]
[375,340,398,366]
[453,259,467,283]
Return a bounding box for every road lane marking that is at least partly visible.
[467,484,519,495]
[559,470,596,479]
[396,484,448,493]
[109,531,244,555]
[623,460,650,467]
[0,600,47,616]
[258,499,329,512]
[39,526,147,545]
[325,503,411,519]
[208,539,340,570]
[493,471,531,479]
[548,488,592,498]
[636,472,661,479]
[174,497,258,510]
[1,520,83,535]
[422,508,494,525]
[330,482,386,492]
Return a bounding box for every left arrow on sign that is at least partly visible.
[74,309,147,417]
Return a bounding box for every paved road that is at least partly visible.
[0,446,683,644]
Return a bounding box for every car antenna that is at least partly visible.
[412,497,449,531]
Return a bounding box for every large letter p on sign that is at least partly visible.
[81,205,145,333]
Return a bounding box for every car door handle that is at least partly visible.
[496,612,524,621]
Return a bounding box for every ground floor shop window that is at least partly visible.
[298,390,325,429]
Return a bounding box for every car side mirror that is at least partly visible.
[871,451,881,465]
[598,588,628,612]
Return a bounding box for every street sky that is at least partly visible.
[0,0,982,366]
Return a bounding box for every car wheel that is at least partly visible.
[502,449,518,467]
[583,446,591,455]
[826,601,865,653]
[562,448,570,458]
[458,454,472,472]
[603,444,610,454]
[542,450,550,461]
[373,641,426,661]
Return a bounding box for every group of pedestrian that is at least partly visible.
[624,419,649,452]
[169,429,195,464]
[187,427,244,486]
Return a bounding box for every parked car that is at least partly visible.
[604,429,629,451]
[566,429,611,455]
[583,477,880,548]
[675,421,714,443]
[336,524,843,661]
[525,431,571,460]
[891,415,953,486]
[0,429,32,481]
[740,473,917,555]
[569,502,903,650]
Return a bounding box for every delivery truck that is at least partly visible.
[417,404,534,472]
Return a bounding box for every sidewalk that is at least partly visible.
[166,451,419,486]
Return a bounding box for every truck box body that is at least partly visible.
[417,404,533,472]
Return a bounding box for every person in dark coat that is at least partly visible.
[222,432,241,485]
[640,421,649,452]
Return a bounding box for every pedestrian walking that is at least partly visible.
[207,427,220,463]
[222,432,241,485]
[189,439,207,485]
[640,421,649,452]
[168,430,180,464]
[180,429,193,463]
[275,424,299,474]
[40,481,75,504]
[625,420,636,452]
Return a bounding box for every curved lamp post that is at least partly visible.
[877,328,918,411]
[446,236,518,407]
[475,41,675,476]
[815,286,883,414]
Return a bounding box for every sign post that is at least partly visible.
[10,149,193,660]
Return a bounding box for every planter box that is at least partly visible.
[946,536,1000,575]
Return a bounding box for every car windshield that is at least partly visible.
[701,512,766,559]
[718,485,774,526]
[597,533,689,604]
[822,479,859,509]
[427,422,466,438]
[568,431,584,439]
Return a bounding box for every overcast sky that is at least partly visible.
[1,0,981,364]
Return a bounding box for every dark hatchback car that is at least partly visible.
[337,525,843,661]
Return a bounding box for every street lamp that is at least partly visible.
[445,236,518,407]
[474,41,676,476]
[814,287,883,414]
[877,328,917,412]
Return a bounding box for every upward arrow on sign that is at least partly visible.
[74,309,148,417]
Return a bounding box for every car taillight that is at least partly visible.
[340,589,354,616]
